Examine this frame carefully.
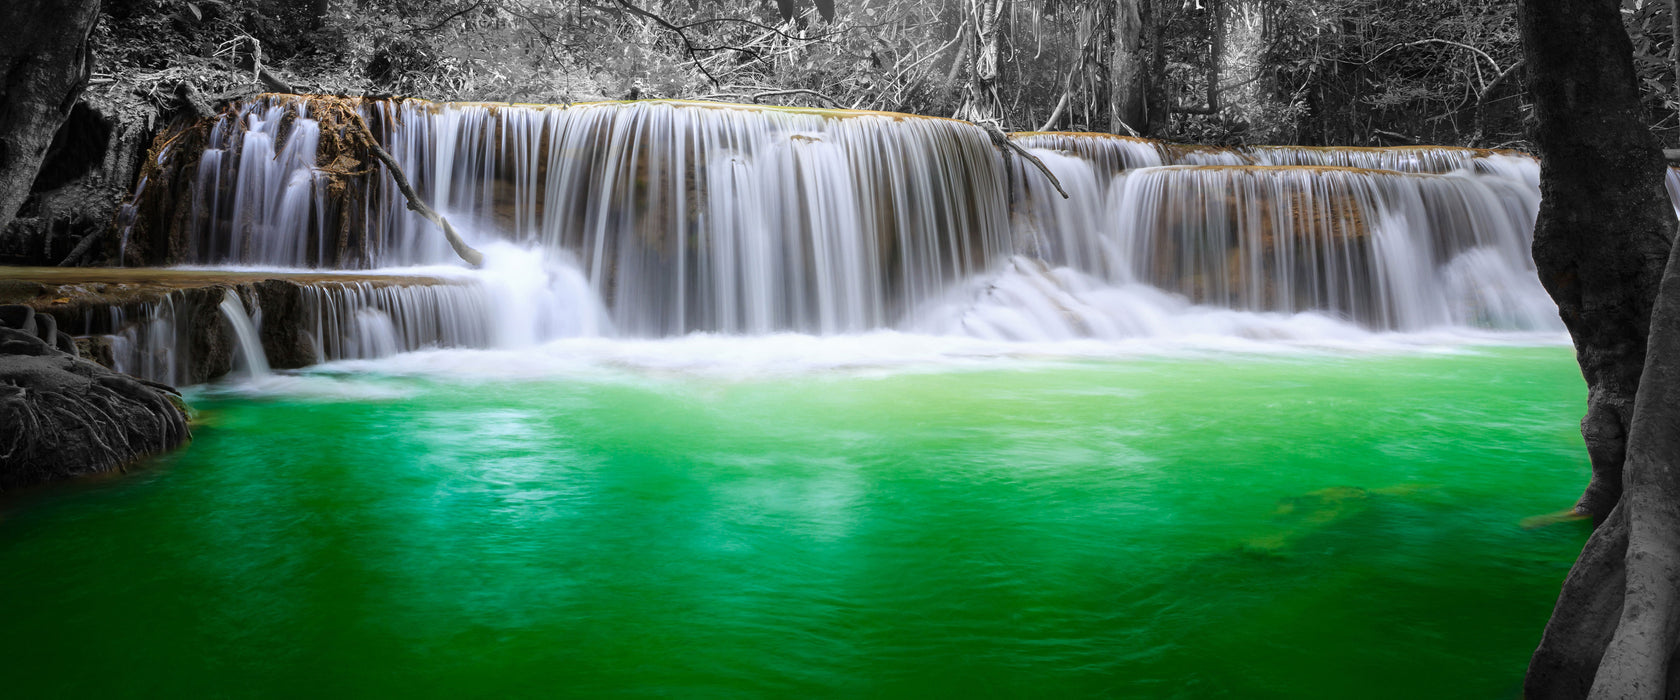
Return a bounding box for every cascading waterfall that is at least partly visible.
[301,280,495,361]
[119,94,1580,364]
[1001,134,1555,334]
[61,279,504,386]
[218,290,271,378]
[166,96,1010,336]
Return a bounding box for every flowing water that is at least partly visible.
[141,97,1556,339]
[0,343,1587,697]
[218,289,271,378]
[11,97,1611,695]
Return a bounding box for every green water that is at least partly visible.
[0,346,1589,697]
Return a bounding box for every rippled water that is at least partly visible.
[0,344,1589,697]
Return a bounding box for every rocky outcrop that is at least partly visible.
[1,90,159,266]
[0,268,484,385]
[0,303,188,492]
[251,278,321,370]
[0,0,101,246]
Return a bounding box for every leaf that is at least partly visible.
[186,2,201,21]
[814,0,835,22]
[775,0,794,21]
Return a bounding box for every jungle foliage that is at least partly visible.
[90,0,1680,147]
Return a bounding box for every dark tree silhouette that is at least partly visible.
[1520,0,1680,695]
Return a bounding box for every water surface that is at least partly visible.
[0,344,1588,697]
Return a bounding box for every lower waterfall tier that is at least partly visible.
[1,268,502,386]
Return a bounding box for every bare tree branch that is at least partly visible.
[408,0,487,33]
[979,121,1068,199]
[345,114,484,267]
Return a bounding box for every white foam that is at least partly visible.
[273,324,1564,387]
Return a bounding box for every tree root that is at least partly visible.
[1528,231,1680,699]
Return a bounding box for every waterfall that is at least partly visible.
[59,278,518,386]
[162,96,1010,336]
[218,290,271,378]
[124,95,1572,347]
[1005,136,1554,333]
[298,280,495,361]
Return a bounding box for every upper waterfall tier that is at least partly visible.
[122,95,1557,337]
[126,95,1011,336]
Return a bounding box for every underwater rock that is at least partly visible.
[0,303,188,492]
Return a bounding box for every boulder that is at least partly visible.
[0,0,101,245]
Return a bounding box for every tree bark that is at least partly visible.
[1671,0,1680,118]
[1110,0,1149,135]
[958,0,1008,123]
[1521,0,1680,695]
[1206,0,1223,116]
[1520,0,1673,523]
[1588,236,1680,700]
[0,0,100,236]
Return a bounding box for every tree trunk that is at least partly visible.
[0,0,100,236]
[1520,0,1680,694]
[959,0,1008,123]
[1588,240,1680,700]
[1110,0,1148,134]
[1672,0,1680,121]
[1206,0,1223,116]
[1109,0,1165,136]
[310,0,332,29]
[1521,0,1673,524]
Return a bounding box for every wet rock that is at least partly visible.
[181,286,234,385]
[1,89,161,266]
[6,268,472,384]
[254,279,319,369]
[73,334,114,369]
[0,280,47,303]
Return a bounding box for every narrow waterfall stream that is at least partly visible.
[218,290,270,379]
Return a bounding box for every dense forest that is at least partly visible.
[88,0,1678,148]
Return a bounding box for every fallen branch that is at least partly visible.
[1037,91,1070,132]
[58,228,104,267]
[408,0,487,33]
[346,116,484,267]
[978,121,1068,199]
[1374,128,1420,145]
[174,81,217,121]
[1363,38,1503,77]
[211,51,483,268]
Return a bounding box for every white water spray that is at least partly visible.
[115,95,1597,371]
[219,290,270,379]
